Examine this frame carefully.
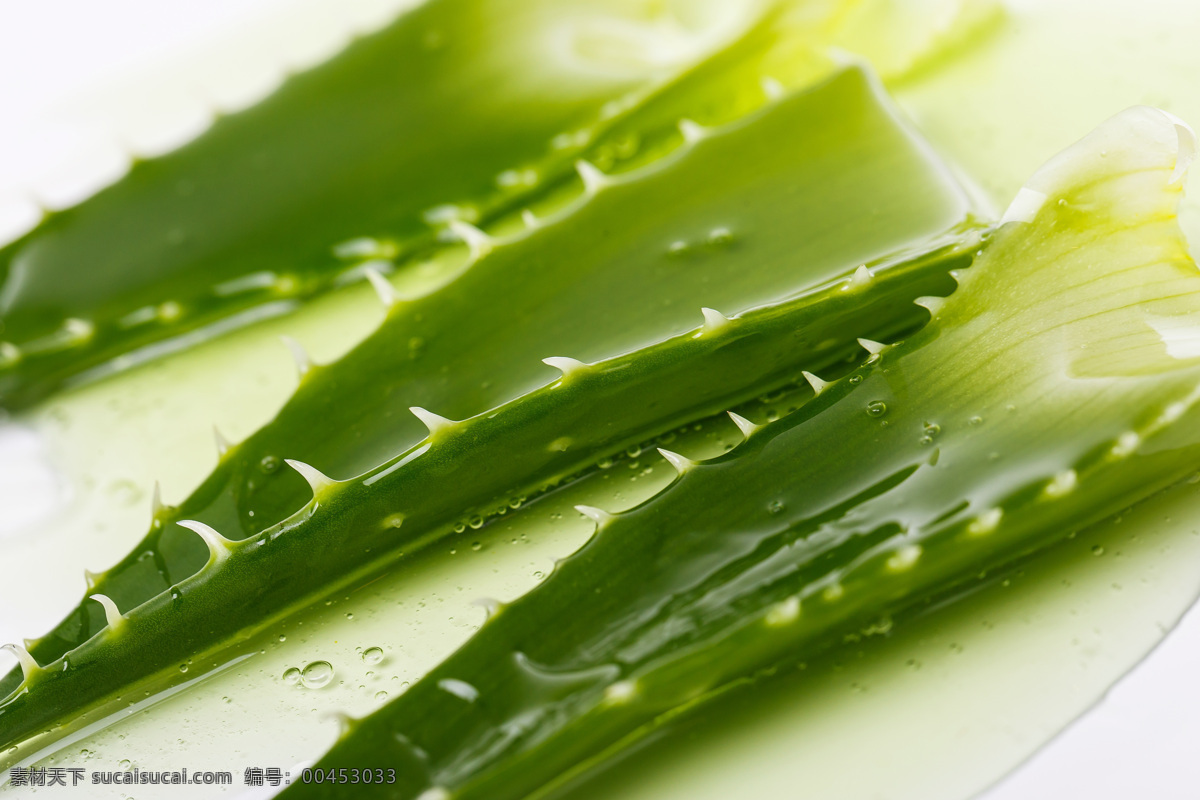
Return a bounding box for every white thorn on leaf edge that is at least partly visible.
[151,481,164,516]
[575,159,609,193]
[761,75,786,100]
[857,338,887,355]
[471,597,504,620]
[604,680,638,704]
[177,520,234,559]
[280,335,312,377]
[914,296,946,316]
[765,595,801,626]
[542,356,589,379]
[285,459,337,495]
[364,266,398,307]
[447,220,493,260]
[1,643,41,679]
[410,406,455,438]
[213,425,231,457]
[657,448,695,475]
[325,710,357,737]
[727,411,762,439]
[700,307,731,334]
[1044,469,1078,498]
[678,118,707,143]
[89,594,124,629]
[575,504,614,527]
[851,264,873,286]
[967,508,1003,536]
[886,544,923,572]
[802,371,830,396]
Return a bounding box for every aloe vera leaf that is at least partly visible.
[0,71,981,751]
[0,232,974,755]
[10,64,975,680]
[0,0,848,410]
[272,106,1200,799]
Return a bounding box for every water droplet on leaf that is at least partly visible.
[301,661,334,689]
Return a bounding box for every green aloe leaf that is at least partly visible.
[0,0,856,410]
[278,106,1200,799]
[0,64,978,752]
